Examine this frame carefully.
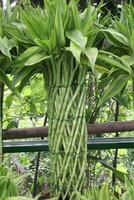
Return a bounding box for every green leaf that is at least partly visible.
[12,67,34,86]
[97,54,124,69]
[99,74,129,106]
[11,46,42,68]
[21,11,41,41]
[66,41,81,63]
[5,94,13,108]
[98,51,132,75]
[70,0,81,30]
[102,29,129,47]
[20,46,41,60]
[95,64,110,74]
[90,156,127,183]
[4,24,30,44]
[114,95,129,108]
[0,69,21,100]
[115,21,129,39]
[66,29,87,49]
[25,52,51,66]
[34,39,51,51]
[17,68,40,92]
[125,176,134,200]
[123,55,134,66]
[84,47,98,70]
[6,0,12,22]
[130,29,134,52]
[0,69,12,90]
[6,121,18,129]
[100,184,109,200]
[76,192,87,200]
[0,37,11,59]
[55,2,65,48]
[13,173,30,191]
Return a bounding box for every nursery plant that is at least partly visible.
[98,3,134,104]
[0,164,41,199]
[0,165,18,199]
[76,176,134,200]
[5,1,101,199]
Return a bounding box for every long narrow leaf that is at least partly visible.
[25,53,51,66]
[99,74,129,106]
[90,156,128,182]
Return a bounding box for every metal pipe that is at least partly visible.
[2,120,134,140]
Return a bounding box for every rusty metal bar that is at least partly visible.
[2,120,134,140]
[3,127,48,140]
[88,120,134,134]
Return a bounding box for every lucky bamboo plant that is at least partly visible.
[97,3,134,105]
[4,1,101,199]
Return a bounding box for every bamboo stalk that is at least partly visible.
[46,56,88,198]
[47,60,76,195]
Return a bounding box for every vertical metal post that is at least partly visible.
[32,112,48,197]
[0,82,4,164]
[112,101,119,187]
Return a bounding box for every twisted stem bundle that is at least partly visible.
[45,55,88,199]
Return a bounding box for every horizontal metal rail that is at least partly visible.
[3,120,134,140]
[3,137,134,153]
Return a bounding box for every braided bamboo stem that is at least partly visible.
[46,56,87,199]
